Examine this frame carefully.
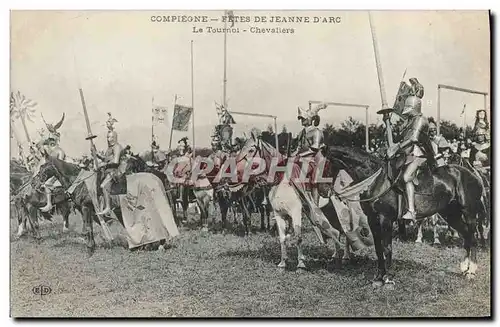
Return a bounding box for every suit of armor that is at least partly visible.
[388,95,433,221]
[294,103,328,207]
[96,116,124,215]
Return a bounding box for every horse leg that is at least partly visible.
[431,214,441,245]
[290,206,306,270]
[381,214,395,284]
[415,218,424,243]
[260,206,266,232]
[342,238,351,263]
[241,198,250,236]
[83,205,95,256]
[441,206,475,277]
[369,213,386,286]
[61,202,70,233]
[275,213,288,269]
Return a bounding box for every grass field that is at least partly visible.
[10,211,491,318]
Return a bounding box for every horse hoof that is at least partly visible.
[87,248,95,258]
[277,261,286,269]
[157,245,165,252]
[415,239,422,244]
[62,226,69,233]
[297,262,307,270]
[372,280,384,288]
[433,240,441,246]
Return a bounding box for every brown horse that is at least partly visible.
[324,146,487,285]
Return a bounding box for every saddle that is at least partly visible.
[389,153,436,193]
[96,168,128,196]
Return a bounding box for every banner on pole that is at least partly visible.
[172,104,193,131]
[153,105,168,124]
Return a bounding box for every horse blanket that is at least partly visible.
[329,169,378,251]
[69,171,179,249]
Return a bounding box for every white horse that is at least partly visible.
[235,136,346,269]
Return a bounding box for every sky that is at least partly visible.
[10,10,490,157]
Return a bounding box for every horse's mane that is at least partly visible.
[326,145,383,171]
[44,156,81,176]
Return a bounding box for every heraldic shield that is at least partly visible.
[392,78,425,115]
[215,124,233,148]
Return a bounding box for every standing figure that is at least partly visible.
[40,137,66,212]
[386,95,434,222]
[93,114,124,215]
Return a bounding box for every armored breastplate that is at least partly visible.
[298,126,323,152]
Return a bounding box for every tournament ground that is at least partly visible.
[10,211,491,318]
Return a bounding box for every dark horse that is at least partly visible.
[34,157,125,256]
[324,146,486,285]
[12,160,74,238]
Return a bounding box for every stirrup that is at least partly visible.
[40,203,53,213]
[96,207,111,216]
[402,210,416,221]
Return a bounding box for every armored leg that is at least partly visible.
[97,174,113,215]
[40,187,53,212]
[402,159,425,221]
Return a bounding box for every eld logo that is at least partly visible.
[32,285,52,298]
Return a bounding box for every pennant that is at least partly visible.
[460,104,466,117]
[172,104,193,131]
[153,105,168,124]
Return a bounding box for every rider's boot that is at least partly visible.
[402,182,417,222]
[40,188,53,212]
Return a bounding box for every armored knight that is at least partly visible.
[293,103,328,206]
[386,95,434,222]
[428,121,450,167]
[42,113,65,145]
[469,121,490,171]
[40,136,67,212]
[93,113,124,215]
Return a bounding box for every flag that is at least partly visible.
[153,105,168,124]
[460,104,466,117]
[172,104,193,131]
[225,10,235,28]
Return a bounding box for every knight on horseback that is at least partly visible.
[93,113,125,215]
[386,93,434,222]
[429,121,450,167]
[294,102,328,207]
[40,136,66,212]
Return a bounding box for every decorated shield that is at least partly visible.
[392,81,412,115]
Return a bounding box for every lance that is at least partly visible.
[78,88,99,169]
[369,11,394,148]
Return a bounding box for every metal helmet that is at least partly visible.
[107,130,118,145]
[402,96,422,115]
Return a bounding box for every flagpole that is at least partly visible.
[223,11,228,108]
[462,104,466,132]
[191,40,196,158]
[168,95,177,151]
[151,96,155,163]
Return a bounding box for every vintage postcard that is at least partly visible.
[10,10,491,318]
